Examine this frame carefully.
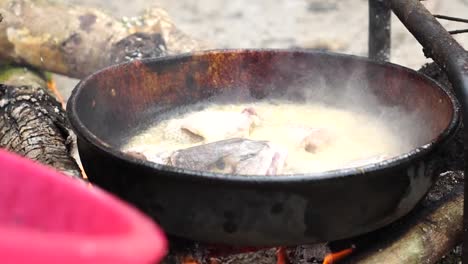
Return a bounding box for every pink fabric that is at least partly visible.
[0,149,168,264]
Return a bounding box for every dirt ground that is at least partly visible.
[56,0,468,98]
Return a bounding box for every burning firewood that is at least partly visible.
[0,0,207,79]
[0,65,82,179]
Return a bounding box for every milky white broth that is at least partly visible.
[123,100,411,174]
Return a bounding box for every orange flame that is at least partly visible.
[276,246,289,264]
[181,256,199,264]
[46,80,65,107]
[322,248,354,264]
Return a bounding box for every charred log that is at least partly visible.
[0,0,207,79]
[110,32,167,64]
[0,82,82,179]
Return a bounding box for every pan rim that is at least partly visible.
[67,48,460,183]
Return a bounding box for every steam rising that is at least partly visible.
[280,75,431,152]
[203,55,433,153]
[124,53,439,174]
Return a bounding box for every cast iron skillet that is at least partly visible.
[67,49,459,246]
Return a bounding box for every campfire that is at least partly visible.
[162,241,354,264]
[0,0,466,264]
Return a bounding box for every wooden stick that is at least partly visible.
[0,65,83,179]
[0,0,207,79]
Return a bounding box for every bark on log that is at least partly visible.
[347,185,463,264]
[0,0,207,79]
[0,66,82,179]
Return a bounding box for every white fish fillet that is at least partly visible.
[165,110,259,144]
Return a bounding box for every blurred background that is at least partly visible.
[57,0,468,97]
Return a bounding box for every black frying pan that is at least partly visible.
[67,49,459,246]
